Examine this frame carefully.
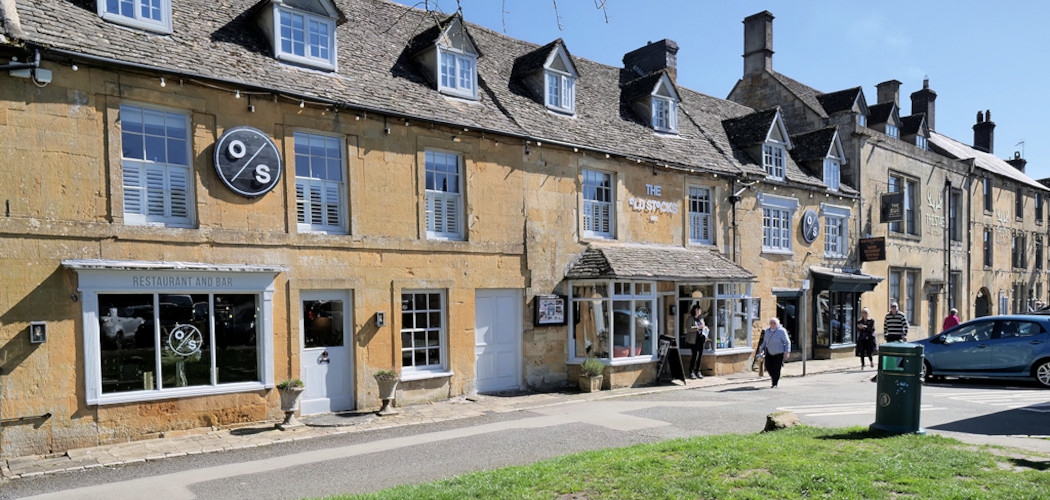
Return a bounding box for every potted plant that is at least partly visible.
[578,358,605,393]
[275,378,305,429]
[374,369,400,416]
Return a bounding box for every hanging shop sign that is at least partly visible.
[214,126,283,197]
[880,192,903,223]
[859,237,886,262]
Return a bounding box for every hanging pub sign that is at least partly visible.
[534,294,567,326]
[859,237,886,262]
[213,126,283,197]
[880,192,904,223]
[801,209,820,243]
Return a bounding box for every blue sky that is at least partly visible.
[391,0,1050,180]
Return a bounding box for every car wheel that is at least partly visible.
[921,360,934,382]
[1035,360,1050,388]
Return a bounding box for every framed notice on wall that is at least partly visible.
[535,295,567,326]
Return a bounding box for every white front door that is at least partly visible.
[300,291,354,415]
[474,289,522,393]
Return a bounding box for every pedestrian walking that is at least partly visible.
[758,317,790,388]
[685,304,708,379]
[855,307,877,369]
[884,302,908,342]
[942,307,960,332]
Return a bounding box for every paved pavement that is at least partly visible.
[0,355,1041,481]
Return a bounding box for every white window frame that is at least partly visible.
[821,204,850,258]
[399,289,448,376]
[98,0,172,34]
[568,280,659,364]
[652,96,677,133]
[438,46,477,99]
[582,169,615,239]
[688,186,713,245]
[545,70,575,114]
[120,102,195,228]
[886,124,899,139]
[294,131,346,233]
[763,143,786,180]
[760,194,797,254]
[272,6,337,71]
[916,135,928,150]
[74,267,277,406]
[823,157,841,190]
[424,150,465,240]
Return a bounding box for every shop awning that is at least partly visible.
[565,244,756,282]
[810,266,883,293]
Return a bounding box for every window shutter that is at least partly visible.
[324,183,340,227]
[145,164,166,216]
[123,161,144,215]
[443,195,458,234]
[309,183,323,225]
[168,166,189,219]
[427,192,440,232]
[295,182,306,223]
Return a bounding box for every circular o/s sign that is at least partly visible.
[214,126,283,197]
[801,208,820,243]
[168,324,203,357]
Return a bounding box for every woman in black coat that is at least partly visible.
[855,307,877,368]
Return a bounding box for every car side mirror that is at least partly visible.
[930,335,944,345]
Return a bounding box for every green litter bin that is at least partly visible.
[869,342,926,435]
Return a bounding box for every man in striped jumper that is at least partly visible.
[884,302,908,342]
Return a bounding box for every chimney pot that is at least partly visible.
[973,109,996,154]
[910,78,937,131]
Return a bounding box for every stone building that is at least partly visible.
[727,11,1048,350]
[0,0,858,459]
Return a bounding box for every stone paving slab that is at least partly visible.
[0,356,877,481]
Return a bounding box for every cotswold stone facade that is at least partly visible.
[0,1,1039,460]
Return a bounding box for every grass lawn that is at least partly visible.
[326,426,1050,499]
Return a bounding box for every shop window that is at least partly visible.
[688,186,712,245]
[97,293,259,395]
[98,0,172,33]
[816,291,856,346]
[295,131,346,233]
[582,169,615,238]
[425,150,464,240]
[676,283,752,353]
[570,281,657,361]
[400,291,446,372]
[120,103,194,227]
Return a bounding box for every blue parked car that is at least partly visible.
[913,315,1050,387]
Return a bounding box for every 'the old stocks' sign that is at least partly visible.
[214,126,283,197]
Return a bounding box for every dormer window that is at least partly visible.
[98,0,172,33]
[650,76,679,133]
[886,124,899,139]
[761,112,791,181]
[258,1,342,71]
[653,97,676,132]
[916,135,927,150]
[439,48,476,98]
[543,45,577,114]
[823,158,841,190]
[858,114,867,127]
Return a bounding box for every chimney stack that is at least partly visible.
[623,39,679,80]
[973,110,995,154]
[876,80,901,105]
[910,77,937,131]
[1006,151,1026,173]
[742,11,774,76]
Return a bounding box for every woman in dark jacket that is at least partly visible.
[855,307,877,368]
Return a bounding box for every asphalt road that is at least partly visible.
[4,371,1048,500]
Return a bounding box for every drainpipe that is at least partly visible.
[727,179,758,264]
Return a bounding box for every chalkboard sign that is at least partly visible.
[656,335,687,383]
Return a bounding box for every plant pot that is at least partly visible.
[375,377,399,416]
[276,386,305,430]
[579,374,603,393]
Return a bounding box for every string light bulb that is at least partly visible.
[71,64,78,71]
[159,77,166,88]
[299,100,305,108]
[235,90,241,99]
